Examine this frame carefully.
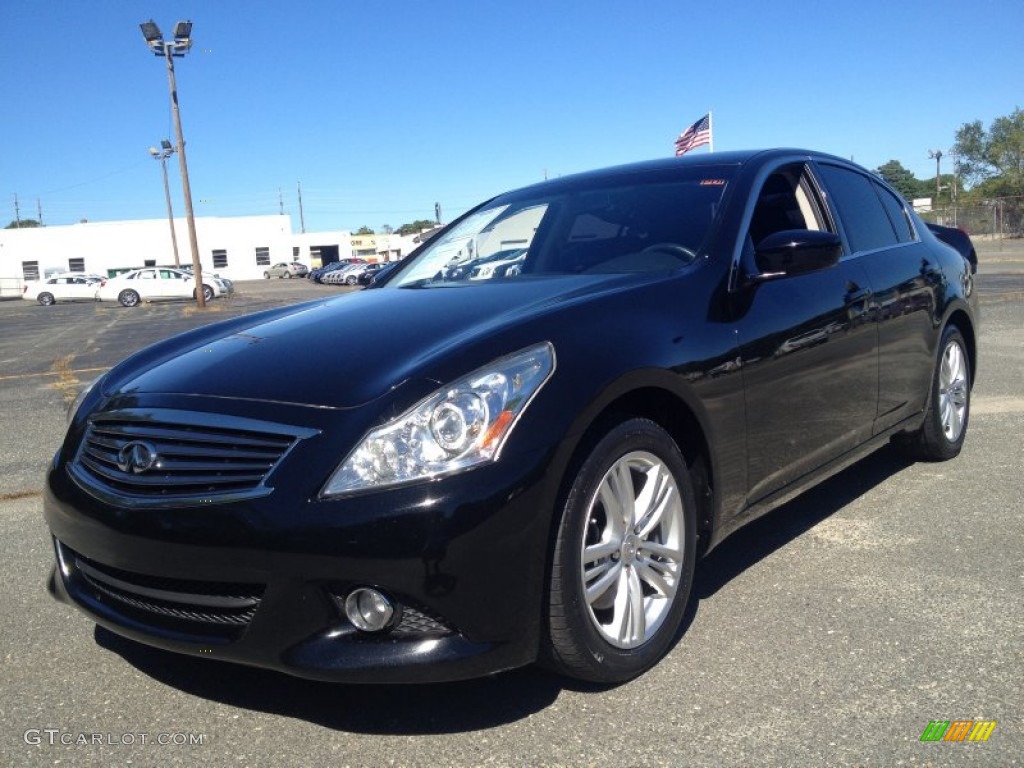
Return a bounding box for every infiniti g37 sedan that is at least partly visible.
[44,149,978,684]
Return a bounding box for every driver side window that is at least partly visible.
[748,166,828,247]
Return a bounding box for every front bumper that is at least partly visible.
[43,403,561,683]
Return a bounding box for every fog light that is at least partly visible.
[344,588,394,632]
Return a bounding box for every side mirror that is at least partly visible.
[754,229,842,278]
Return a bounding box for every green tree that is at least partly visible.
[396,219,438,236]
[875,160,926,200]
[953,107,1024,197]
[5,218,41,229]
[355,225,374,235]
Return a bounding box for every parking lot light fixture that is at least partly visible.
[148,142,181,267]
[138,19,204,307]
[173,21,193,44]
[140,21,162,45]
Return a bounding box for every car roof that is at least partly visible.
[505,149,852,197]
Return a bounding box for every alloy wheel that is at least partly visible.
[939,339,968,442]
[579,450,686,649]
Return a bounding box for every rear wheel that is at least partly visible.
[901,324,971,461]
[196,285,215,302]
[544,418,696,683]
[118,289,140,307]
[37,292,55,306]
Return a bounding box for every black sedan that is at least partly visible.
[926,222,977,274]
[44,150,978,684]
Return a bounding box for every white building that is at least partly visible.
[0,214,435,296]
[0,215,353,286]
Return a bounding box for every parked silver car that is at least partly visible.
[264,262,309,279]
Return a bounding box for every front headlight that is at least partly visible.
[322,342,555,497]
[67,374,104,424]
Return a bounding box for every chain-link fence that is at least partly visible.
[918,195,1024,239]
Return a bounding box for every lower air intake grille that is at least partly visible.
[395,607,452,635]
[59,541,264,640]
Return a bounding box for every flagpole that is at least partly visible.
[708,110,714,153]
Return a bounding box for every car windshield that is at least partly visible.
[390,168,734,288]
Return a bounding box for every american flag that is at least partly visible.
[674,113,711,156]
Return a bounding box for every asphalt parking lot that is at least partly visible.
[1,250,1021,767]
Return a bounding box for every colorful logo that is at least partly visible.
[920,720,997,742]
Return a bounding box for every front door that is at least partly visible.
[734,165,879,503]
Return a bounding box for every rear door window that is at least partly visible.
[873,181,916,243]
[816,164,899,253]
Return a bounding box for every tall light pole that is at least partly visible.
[140,19,205,307]
[928,149,943,203]
[149,140,181,267]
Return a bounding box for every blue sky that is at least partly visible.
[3,0,1021,233]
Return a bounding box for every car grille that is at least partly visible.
[69,408,317,508]
[57,541,264,641]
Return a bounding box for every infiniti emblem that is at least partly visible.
[116,440,159,474]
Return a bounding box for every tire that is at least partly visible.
[38,292,55,306]
[264,272,270,279]
[544,418,697,683]
[118,289,140,308]
[283,271,292,279]
[199,285,215,302]
[346,274,358,285]
[901,325,971,461]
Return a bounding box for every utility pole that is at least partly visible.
[14,193,21,227]
[278,188,284,215]
[297,182,306,233]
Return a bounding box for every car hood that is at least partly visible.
[104,275,651,409]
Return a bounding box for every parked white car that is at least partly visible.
[22,275,100,305]
[97,268,217,307]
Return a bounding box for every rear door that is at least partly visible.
[133,269,159,299]
[49,277,74,300]
[813,162,938,433]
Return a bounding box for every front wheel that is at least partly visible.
[544,418,697,683]
[263,272,270,279]
[901,325,971,461]
[195,285,215,302]
[37,292,55,306]
[283,271,292,279]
